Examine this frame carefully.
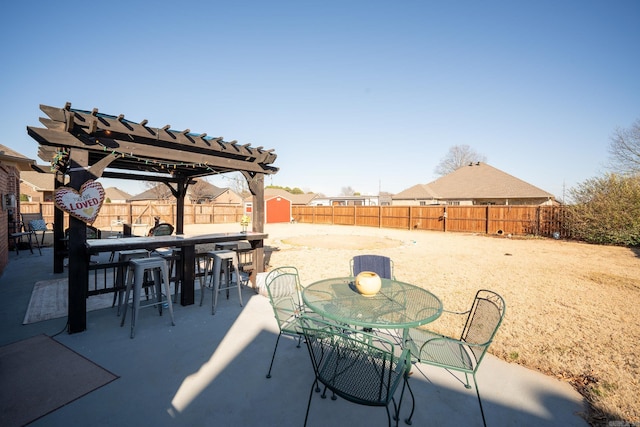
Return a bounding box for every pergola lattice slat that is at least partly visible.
[29,104,278,179]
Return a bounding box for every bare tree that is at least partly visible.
[341,186,356,196]
[188,179,212,203]
[608,118,640,175]
[227,172,250,197]
[434,145,487,176]
[144,181,173,200]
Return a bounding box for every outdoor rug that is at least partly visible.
[0,334,118,427]
[23,278,114,324]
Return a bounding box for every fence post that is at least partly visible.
[486,205,490,235]
[443,206,447,232]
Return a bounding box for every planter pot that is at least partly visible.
[355,271,381,297]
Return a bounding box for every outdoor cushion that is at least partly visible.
[29,220,47,231]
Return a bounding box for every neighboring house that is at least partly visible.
[129,182,242,205]
[129,184,174,202]
[104,187,132,203]
[309,195,380,206]
[0,145,35,273]
[20,169,55,202]
[188,180,243,205]
[393,162,556,206]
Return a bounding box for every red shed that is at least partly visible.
[265,195,292,223]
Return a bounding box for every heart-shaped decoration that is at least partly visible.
[54,180,106,224]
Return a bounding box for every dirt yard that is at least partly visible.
[250,222,640,425]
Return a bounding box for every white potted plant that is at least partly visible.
[240,214,250,233]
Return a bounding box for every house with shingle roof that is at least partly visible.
[130,181,243,205]
[20,169,55,202]
[104,187,132,203]
[392,162,556,206]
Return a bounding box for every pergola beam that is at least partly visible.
[28,126,276,176]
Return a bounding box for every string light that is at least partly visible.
[50,148,70,173]
[52,140,265,185]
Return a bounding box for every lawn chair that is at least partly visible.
[21,213,52,247]
[148,223,174,236]
[64,224,102,241]
[300,316,414,427]
[264,266,315,379]
[350,254,394,279]
[404,289,506,427]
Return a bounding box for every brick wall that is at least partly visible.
[0,163,20,274]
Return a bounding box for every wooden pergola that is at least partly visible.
[27,102,278,332]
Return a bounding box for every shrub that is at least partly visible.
[567,174,640,246]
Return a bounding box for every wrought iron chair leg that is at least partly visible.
[464,371,472,389]
[266,333,282,378]
[304,379,318,427]
[474,375,487,427]
[404,374,416,425]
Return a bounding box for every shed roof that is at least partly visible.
[264,188,318,205]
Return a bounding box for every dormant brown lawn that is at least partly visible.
[256,222,640,425]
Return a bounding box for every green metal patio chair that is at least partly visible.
[300,316,414,427]
[404,289,506,427]
[265,266,315,379]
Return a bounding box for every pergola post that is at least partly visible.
[245,172,265,280]
[53,171,66,274]
[66,151,91,333]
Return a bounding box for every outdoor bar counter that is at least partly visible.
[79,231,268,330]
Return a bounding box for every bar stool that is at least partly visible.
[154,247,182,303]
[120,257,175,338]
[214,241,252,287]
[200,249,243,314]
[112,249,149,315]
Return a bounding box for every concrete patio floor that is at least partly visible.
[0,246,588,426]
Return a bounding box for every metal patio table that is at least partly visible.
[302,277,442,333]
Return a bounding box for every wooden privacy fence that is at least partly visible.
[292,205,570,237]
[19,202,245,231]
[19,202,569,238]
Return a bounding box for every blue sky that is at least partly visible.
[1,1,638,201]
